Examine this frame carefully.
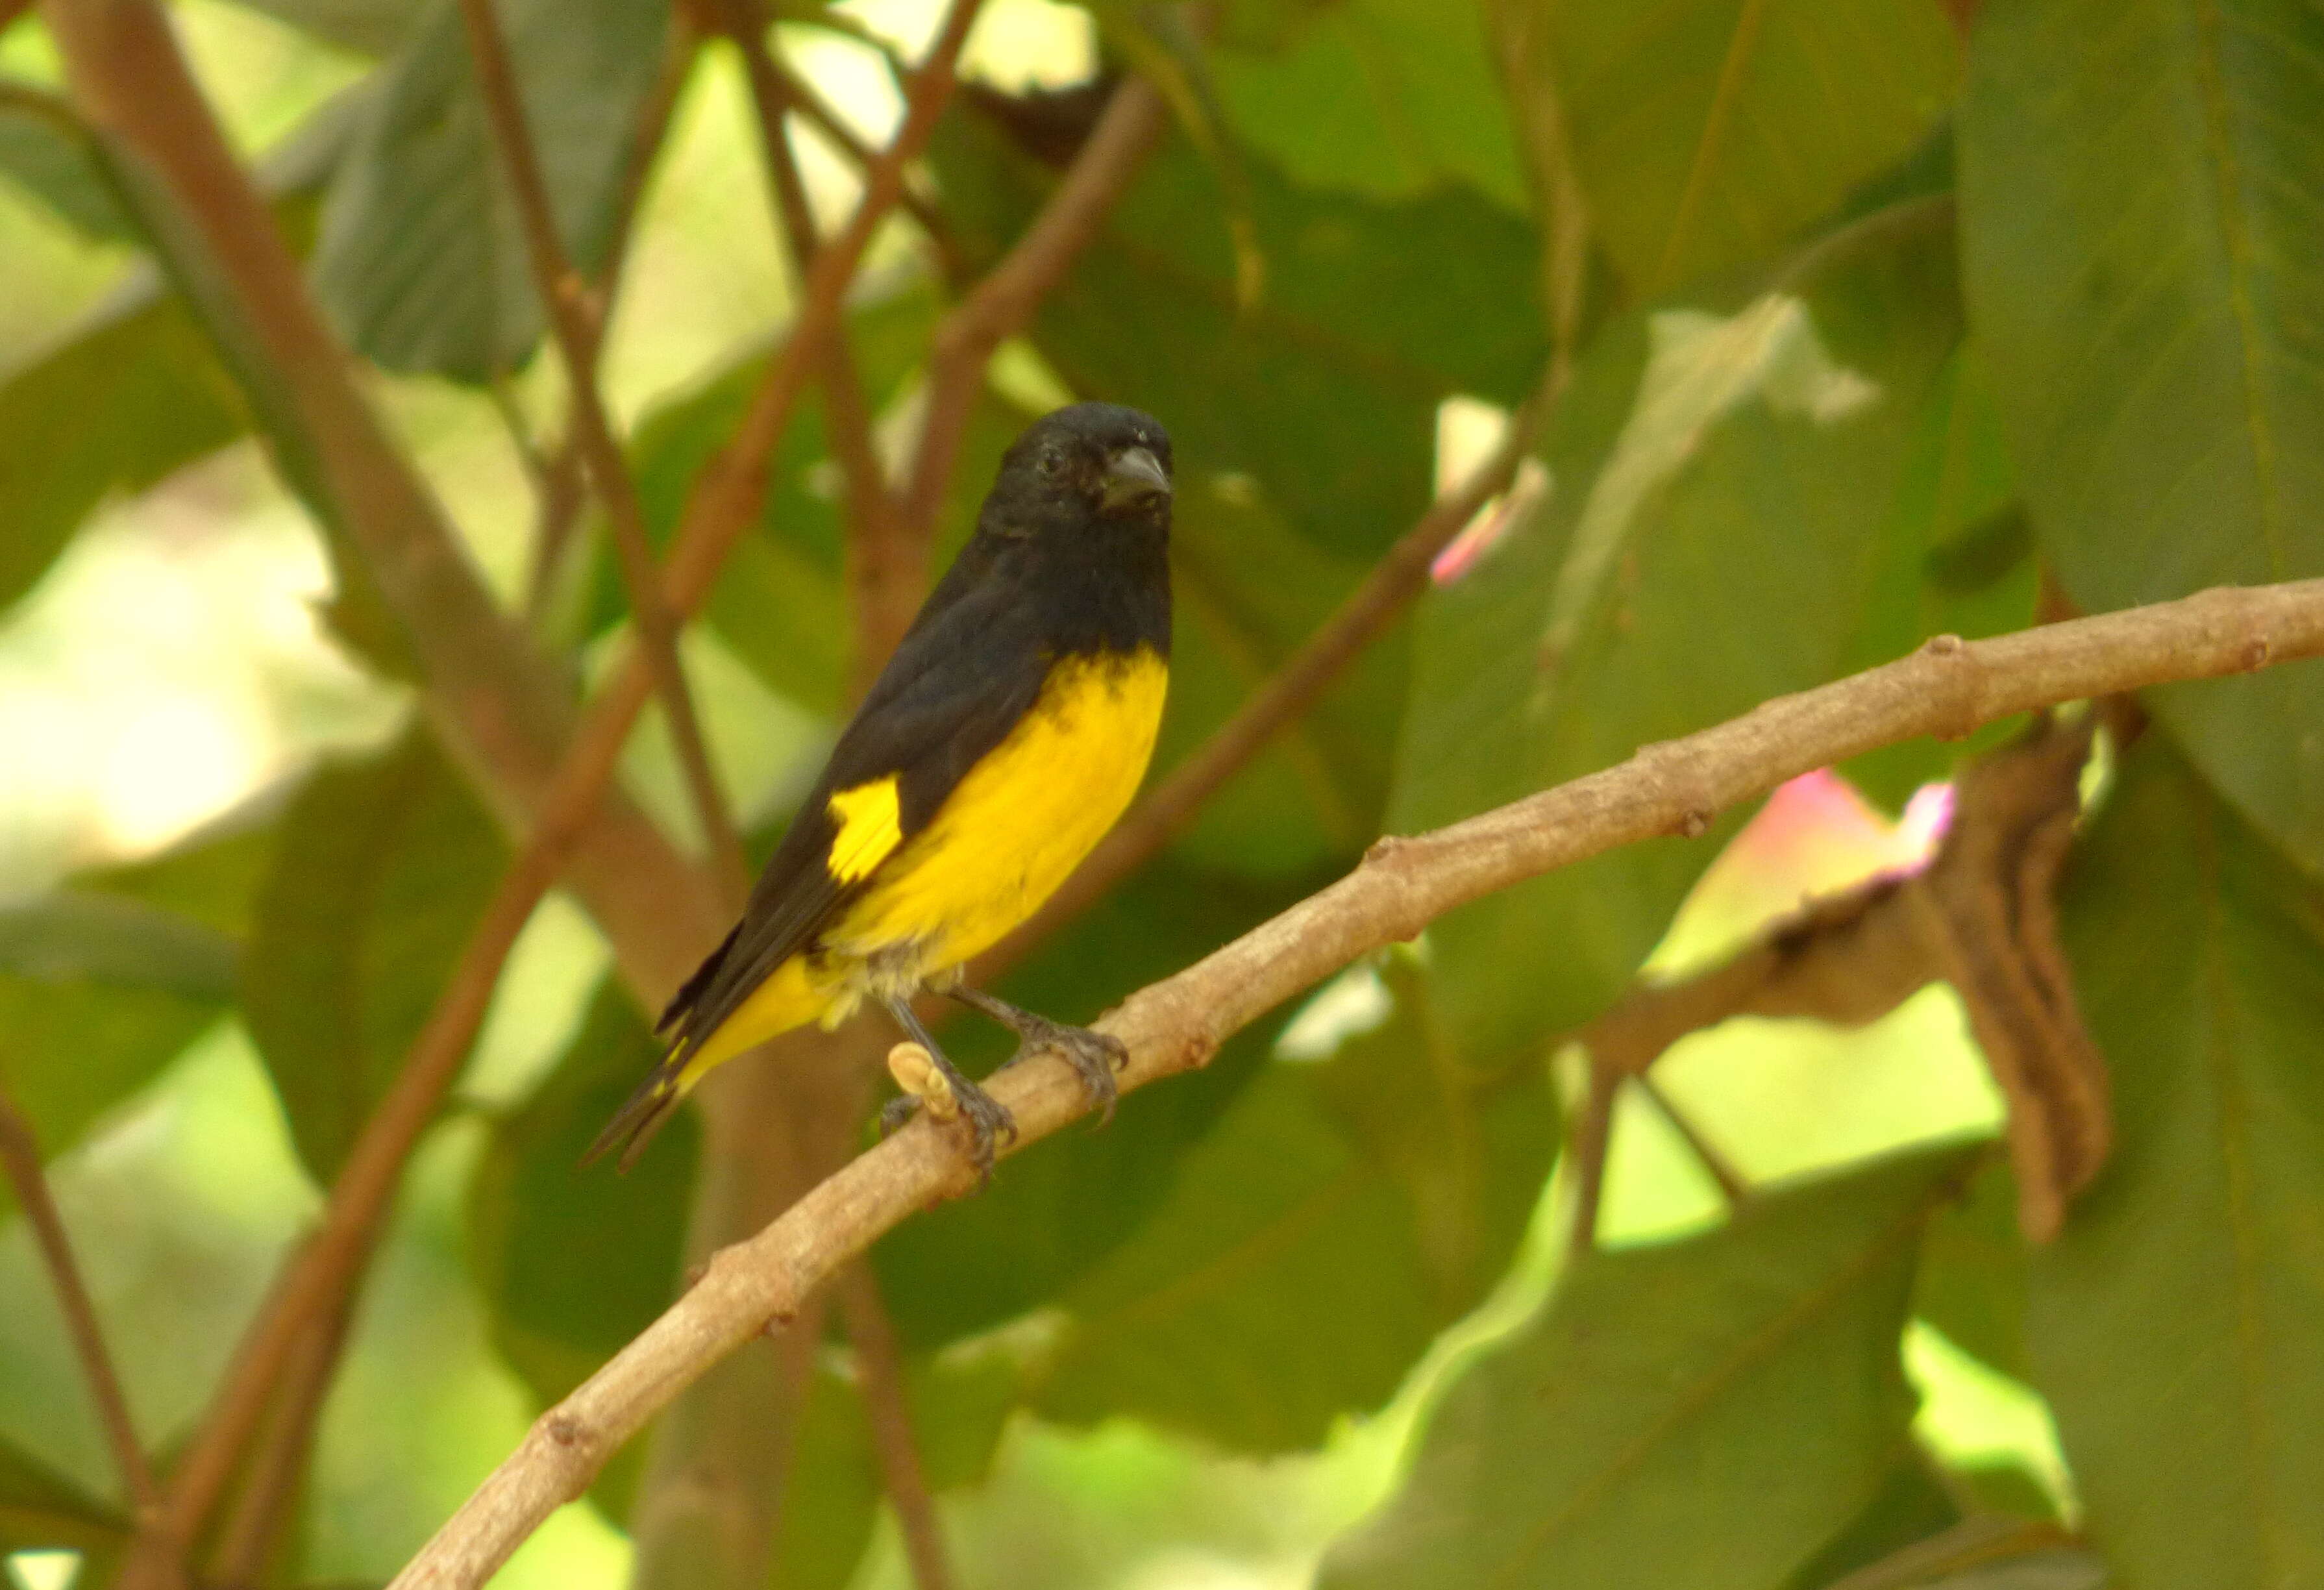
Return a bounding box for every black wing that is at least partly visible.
[655,559,1053,1060]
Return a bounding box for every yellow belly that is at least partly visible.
[683,648,1167,1076]
[834,647,1167,969]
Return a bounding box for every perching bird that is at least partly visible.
[588,402,1174,1172]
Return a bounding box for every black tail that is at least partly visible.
[581,1059,689,1173]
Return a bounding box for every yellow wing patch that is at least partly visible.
[826,778,904,883]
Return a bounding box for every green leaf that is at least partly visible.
[1392,208,1963,1063]
[1319,1143,1977,1590]
[2029,738,2324,1587]
[467,978,698,1519]
[872,857,1315,1352]
[312,0,674,380]
[0,102,132,241]
[1814,1520,2107,1590]
[0,810,272,1211]
[1030,956,1557,1454]
[1205,0,1527,210]
[0,298,251,619]
[227,0,432,56]
[1156,474,1411,875]
[1500,0,1959,301]
[1779,1453,1963,1590]
[1912,1154,2026,1382]
[0,1434,130,1558]
[243,728,506,1184]
[930,114,1545,557]
[1960,0,2324,874]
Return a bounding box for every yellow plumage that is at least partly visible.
[674,647,1167,1085]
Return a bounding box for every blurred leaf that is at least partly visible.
[1031,956,1557,1454]
[2029,739,2324,1587]
[0,809,273,1209]
[1500,0,1959,301]
[930,114,1544,557]
[0,297,251,619]
[1392,210,1962,1064]
[1912,1154,2025,1382]
[1319,1143,1977,1590]
[1816,1519,2106,1590]
[771,1347,1019,1590]
[243,728,504,1183]
[468,978,699,1519]
[1205,0,1526,210]
[619,284,945,717]
[0,103,132,240]
[0,1435,129,1558]
[0,89,371,625]
[0,894,236,1001]
[228,0,432,55]
[1960,0,2324,874]
[1781,1454,1963,1590]
[312,0,673,380]
[872,856,1317,1352]
[1156,474,1410,875]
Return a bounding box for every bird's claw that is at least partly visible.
[1001,1016,1127,1123]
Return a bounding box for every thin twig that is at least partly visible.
[389,579,2324,1590]
[456,0,748,902]
[768,52,948,246]
[1565,1060,1618,1258]
[714,0,912,686]
[888,77,1170,642]
[980,380,1549,980]
[835,1265,954,1590]
[523,30,700,627]
[206,1286,359,1589]
[0,1093,161,1523]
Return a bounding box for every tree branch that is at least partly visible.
[456,0,747,901]
[206,1287,358,1589]
[389,578,2324,1590]
[835,1264,954,1590]
[0,1092,161,1528]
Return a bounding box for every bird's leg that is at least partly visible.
[946,985,1127,1123]
[878,995,1017,1171]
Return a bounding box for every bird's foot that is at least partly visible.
[997,1013,1127,1123]
[878,1039,1018,1176]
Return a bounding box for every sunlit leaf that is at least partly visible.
[1961,0,2324,873]
[1320,1143,1977,1590]
[2031,739,2324,1586]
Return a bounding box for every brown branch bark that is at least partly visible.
[0,1093,162,1532]
[206,1287,358,1589]
[835,1264,954,1590]
[455,0,747,901]
[389,578,2324,1590]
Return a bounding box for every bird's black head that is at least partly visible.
[984,402,1173,541]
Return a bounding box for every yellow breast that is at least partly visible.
[833,647,1168,972]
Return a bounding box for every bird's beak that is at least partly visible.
[1102,445,1172,512]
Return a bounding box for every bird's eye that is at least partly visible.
[1037,452,1061,477]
